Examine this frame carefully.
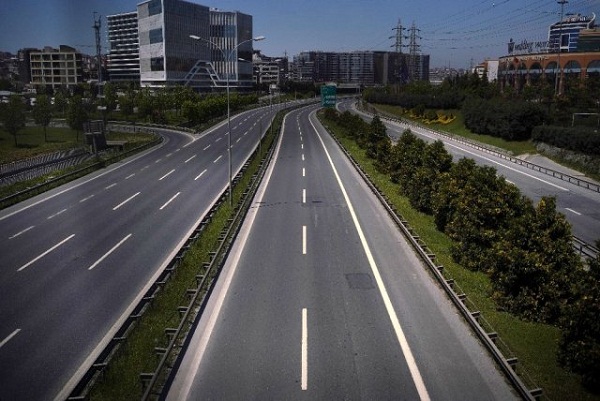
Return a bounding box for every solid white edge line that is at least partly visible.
[160,192,181,210]
[88,234,132,271]
[0,329,21,349]
[309,112,431,401]
[301,308,308,391]
[18,234,75,272]
[166,110,292,401]
[113,192,141,211]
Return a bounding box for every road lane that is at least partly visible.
[167,106,517,400]
[0,103,287,401]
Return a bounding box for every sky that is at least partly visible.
[1,0,599,69]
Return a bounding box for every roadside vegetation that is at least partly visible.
[364,72,600,181]
[319,108,600,400]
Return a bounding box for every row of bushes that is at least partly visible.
[180,94,258,126]
[462,97,547,141]
[364,91,463,110]
[323,108,600,390]
[532,125,600,156]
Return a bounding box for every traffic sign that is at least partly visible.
[321,85,337,108]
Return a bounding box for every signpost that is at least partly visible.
[321,84,337,108]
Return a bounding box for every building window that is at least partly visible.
[149,28,163,44]
[148,0,162,16]
[151,57,164,71]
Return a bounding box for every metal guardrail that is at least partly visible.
[0,137,162,209]
[322,121,543,400]
[359,103,600,194]
[573,236,600,259]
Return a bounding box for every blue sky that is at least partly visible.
[1,0,598,68]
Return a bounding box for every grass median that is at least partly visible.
[318,110,597,401]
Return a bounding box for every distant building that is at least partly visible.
[473,60,499,82]
[107,11,140,82]
[291,50,429,85]
[29,45,83,90]
[253,51,287,86]
[499,13,600,94]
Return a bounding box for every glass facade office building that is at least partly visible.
[107,12,140,82]
[137,0,254,89]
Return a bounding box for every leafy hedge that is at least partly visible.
[323,109,600,391]
[461,97,547,141]
[532,125,600,156]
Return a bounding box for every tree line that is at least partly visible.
[323,108,600,391]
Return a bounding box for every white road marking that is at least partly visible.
[195,169,207,181]
[213,155,223,163]
[302,154,305,161]
[236,137,241,143]
[18,234,75,272]
[302,225,307,255]
[303,189,306,204]
[155,159,162,163]
[0,329,21,349]
[105,183,117,190]
[113,192,141,211]
[311,114,431,401]
[185,155,197,163]
[204,145,211,150]
[9,226,34,239]
[80,194,95,203]
[166,152,173,157]
[47,208,67,220]
[215,137,222,142]
[566,208,582,216]
[160,192,181,210]
[88,234,132,270]
[301,144,304,150]
[159,169,176,181]
[303,168,305,177]
[125,173,135,180]
[301,308,308,391]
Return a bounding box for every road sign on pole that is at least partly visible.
[321,84,337,108]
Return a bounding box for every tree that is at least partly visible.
[32,94,52,142]
[559,251,600,391]
[67,96,88,143]
[491,197,581,323]
[1,95,26,146]
[53,88,69,117]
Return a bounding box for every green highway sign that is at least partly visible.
[321,85,337,108]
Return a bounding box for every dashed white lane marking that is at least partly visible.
[113,192,141,211]
[105,183,117,190]
[80,194,95,203]
[18,234,75,272]
[160,192,181,210]
[215,137,222,143]
[0,329,21,349]
[195,169,207,181]
[185,155,197,163]
[213,155,223,163]
[301,308,308,391]
[303,168,305,177]
[302,189,306,204]
[566,208,582,216]
[302,154,305,161]
[9,226,34,240]
[302,225,307,255]
[88,234,132,271]
[125,173,135,180]
[159,169,176,181]
[47,208,67,220]
[204,145,211,150]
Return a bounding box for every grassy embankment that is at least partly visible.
[0,125,157,203]
[319,109,599,401]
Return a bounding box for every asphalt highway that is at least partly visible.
[345,102,600,246]
[167,105,518,400]
[0,103,290,401]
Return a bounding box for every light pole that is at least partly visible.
[555,0,568,97]
[190,34,265,206]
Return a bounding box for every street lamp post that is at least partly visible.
[190,34,265,206]
[555,0,568,96]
